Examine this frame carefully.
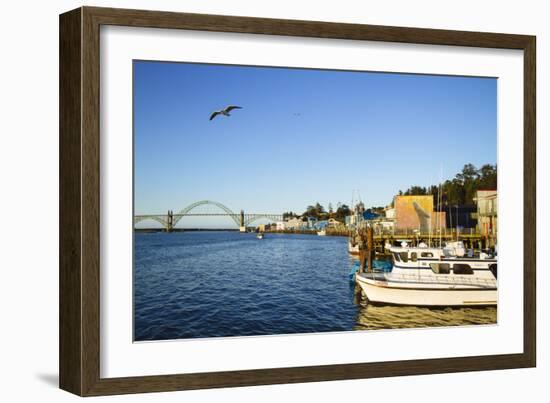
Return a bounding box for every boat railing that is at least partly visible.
[361,272,497,289]
[372,227,480,237]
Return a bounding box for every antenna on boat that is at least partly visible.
[438,165,443,248]
[448,201,452,241]
[428,172,439,248]
[429,173,434,248]
[354,189,363,205]
[456,204,459,242]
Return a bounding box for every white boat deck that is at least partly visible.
[357,272,497,289]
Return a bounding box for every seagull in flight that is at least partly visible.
[209,105,243,121]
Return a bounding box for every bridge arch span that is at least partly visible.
[134,215,169,227]
[244,215,282,226]
[173,200,241,227]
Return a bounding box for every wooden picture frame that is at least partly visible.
[59,6,536,396]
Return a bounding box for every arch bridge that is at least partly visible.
[134,200,283,231]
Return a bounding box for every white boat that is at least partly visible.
[355,243,497,307]
[317,229,326,236]
[256,233,264,239]
[348,240,359,255]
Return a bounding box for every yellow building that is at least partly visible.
[394,195,446,232]
[257,224,270,232]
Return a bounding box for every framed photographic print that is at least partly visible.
[59,6,536,396]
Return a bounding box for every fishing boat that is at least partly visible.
[256,233,264,239]
[349,259,392,282]
[348,240,359,255]
[317,229,326,236]
[355,243,497,307]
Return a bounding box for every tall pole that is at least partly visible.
[358,229,367,273]
[358,226,375,273]
[367,226,374,273]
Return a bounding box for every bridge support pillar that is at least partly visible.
[166,210,174,232]
[240,226,246,233]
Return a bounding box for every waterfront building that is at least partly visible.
[362,206,397,234]
[327,218,342,227]
[315,220,329,230]
[473,189,497,238]
[257,223,273,232]
[284,217,306,230]
[394,195,446,232]
[306,216,318,229]
[446,205,477,229]
[371,218,395,234]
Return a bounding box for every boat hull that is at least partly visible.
[355,274,497,307]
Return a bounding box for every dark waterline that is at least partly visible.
[134,232,496,341]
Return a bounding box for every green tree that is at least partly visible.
[404,185,427,195]
[478,164,497,189]
[456,163,479,184]
[398,164,496,208]
[335,204,351,221]
[304,203,326,219]
[282,211,298,220]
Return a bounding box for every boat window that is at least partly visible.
[489,264,497,279]
[453,264,474,275]
[393,253,401,262]
[421,252,433,257]
[429,263,450,274]
[410,252,417,262]
[399,252,409,263]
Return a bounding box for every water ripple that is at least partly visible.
[134,232,496,341]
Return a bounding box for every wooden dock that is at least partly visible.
[266,227,496,252]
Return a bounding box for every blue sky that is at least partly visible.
[134,60,496,225]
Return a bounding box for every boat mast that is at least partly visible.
[430,173,435,248]
[438,165,443,248]
[456,204,459,242]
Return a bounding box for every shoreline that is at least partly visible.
[134,228,350,236]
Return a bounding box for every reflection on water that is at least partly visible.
[354,300,497,331]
